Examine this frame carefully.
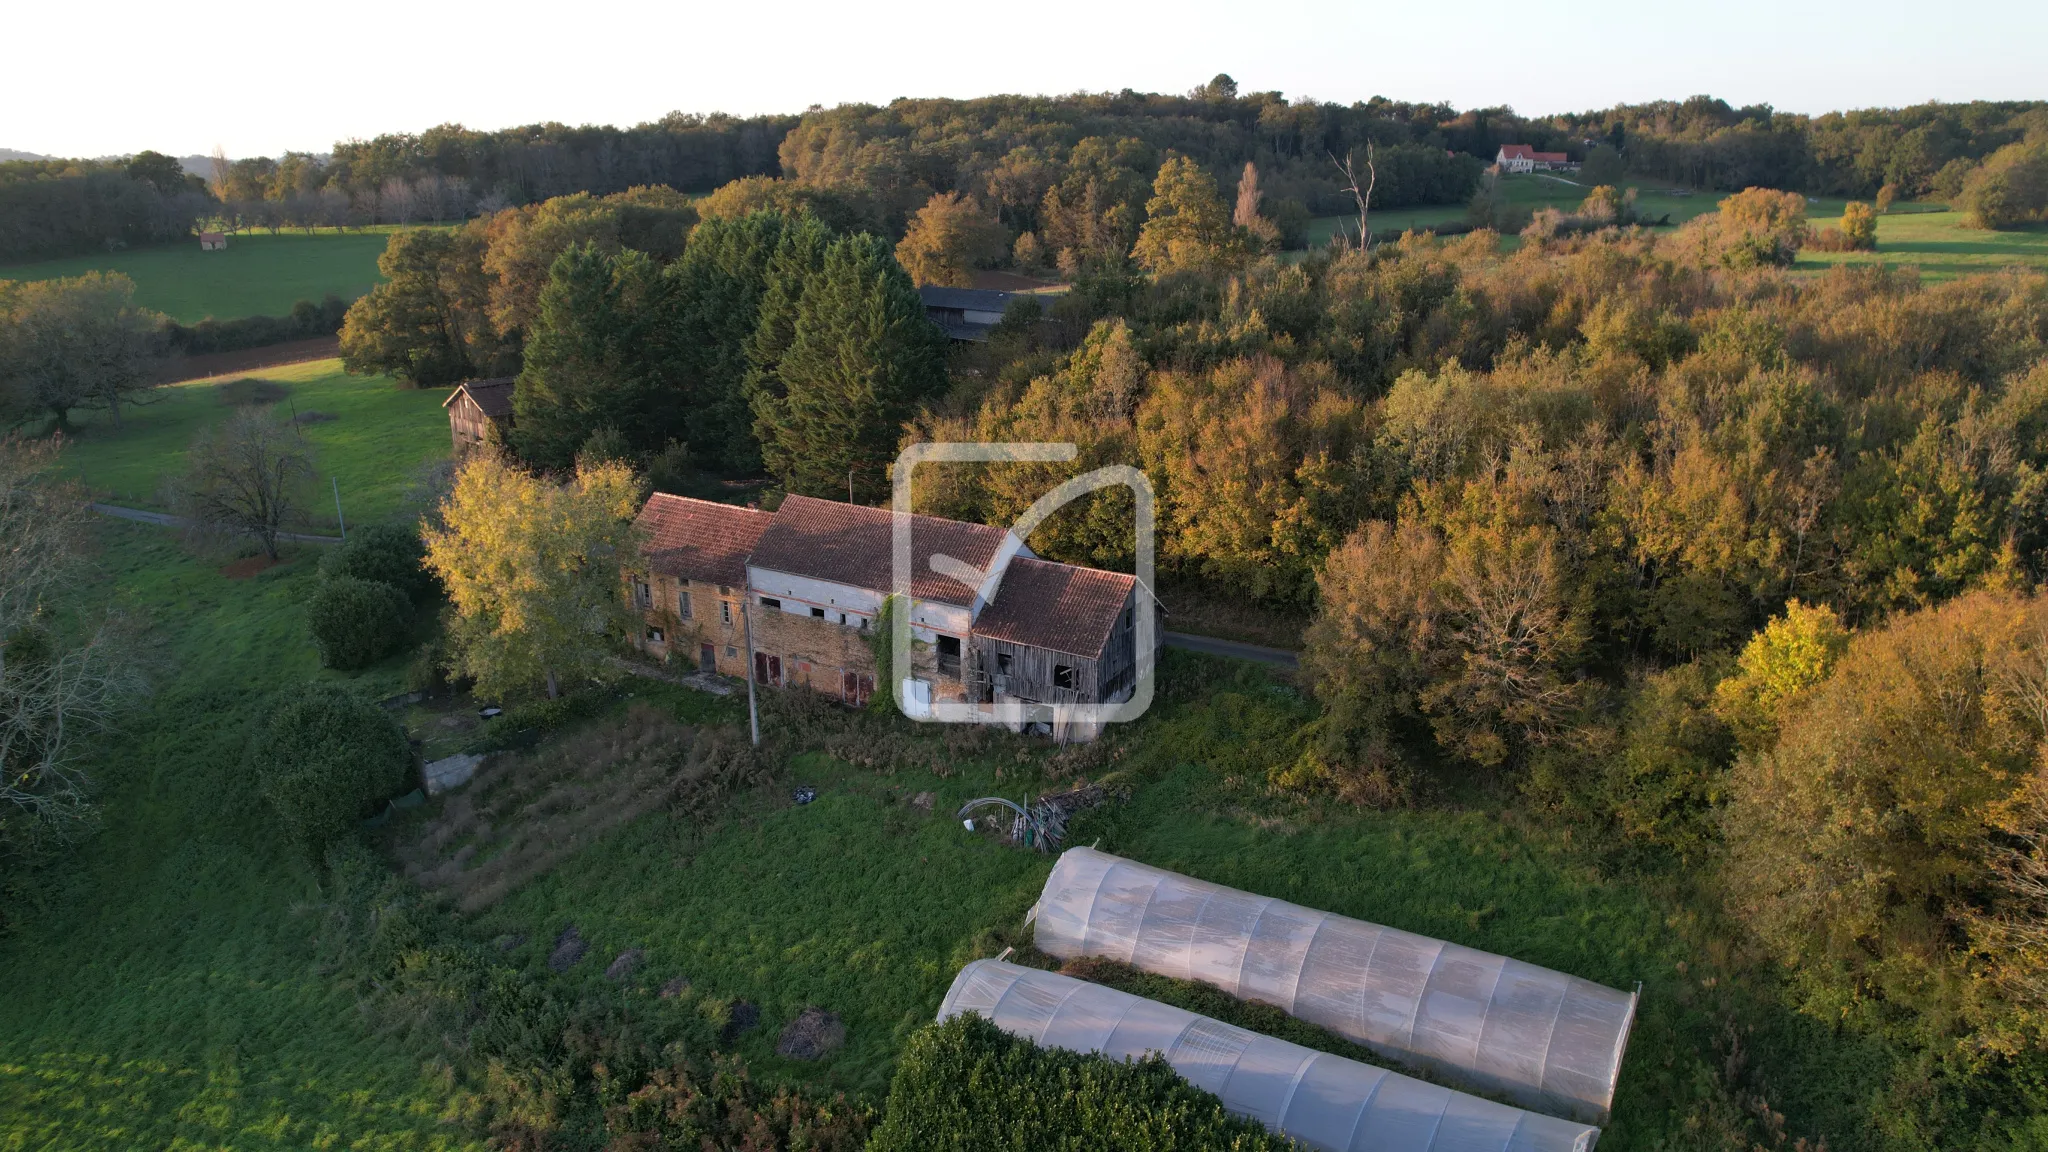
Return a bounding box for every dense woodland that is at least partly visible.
[8,84,2048,261]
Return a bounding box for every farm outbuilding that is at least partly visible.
[939,959,1600,1152]
[1030,848,1638,1124]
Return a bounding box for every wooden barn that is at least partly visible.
[443,378,515,453]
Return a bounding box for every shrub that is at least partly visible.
[1959,142,2048,230]
[869,1013,1291,1152]
[253,682,411,853]
[1840,201,1877,250]
[318,523,433,602]
[307,575,413,670]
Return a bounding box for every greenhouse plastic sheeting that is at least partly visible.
[1031,847,1637,1123]
[939,959,1600,1152]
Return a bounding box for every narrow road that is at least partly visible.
[1164,630,1299,669]
[90,502,344,544]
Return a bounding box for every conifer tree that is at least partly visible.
[661,210,789,471]
[753,234,948,502]
[511,244,672,470]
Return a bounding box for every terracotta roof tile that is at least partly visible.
[974,557,1137,658]
[748,494,1012,608]
[633,493,773,587]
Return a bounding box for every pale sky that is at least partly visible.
[7,0,2044,159]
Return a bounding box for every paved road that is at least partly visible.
[1164,630,1299,669]
[91,502,343,544]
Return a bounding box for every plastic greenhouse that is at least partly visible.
[1030,848,1637,1123]
[939,959,1601,1152]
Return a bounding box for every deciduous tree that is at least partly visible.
[422,451,640,700]
[1131,156,1244,276]
[172,406,317,560]
[895,192,1008,288]
[0,272,166,429]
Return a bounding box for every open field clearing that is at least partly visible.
[0,230,392,322]
[0,520,476,1151]
[53,359,451,531]
[1799,210,2048,278]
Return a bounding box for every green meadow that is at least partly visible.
[53,359,453,531]
[0,230,393,322]
[1305,175,2048,280]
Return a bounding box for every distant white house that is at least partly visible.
[198,231,227,251]
[1496,145,1576,174]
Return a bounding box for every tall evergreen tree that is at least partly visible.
[753,233,948,502]
[742,214,838,461]
[511,244,675,470]
[660,211,789,472]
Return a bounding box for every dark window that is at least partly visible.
[721,601,733,625]
[997,652,1013,674]
[858,616,869,631]
[760,597,781,610]
[645,626,665,643]
[1121,607,1132,631]
[937,635,961,678]
[1054,664,1076,690]
[631,577,651,609]
[725,645,737,657]
[810,606,825,619]
[678,590,693,620]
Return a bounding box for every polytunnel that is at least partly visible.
[1030,847,1638,1124]
[940,959,1600,1152]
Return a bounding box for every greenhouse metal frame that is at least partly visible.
[940,959,1600,1152]
[1030,847,1638,1123]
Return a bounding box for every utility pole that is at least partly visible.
[741,595,761,746]
[332,477,347,541]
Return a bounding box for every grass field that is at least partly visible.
[0,520,481,1151]
[0,231,393,323]
[1303,175,2048,280]
[1799,210,2048,279]
[54,359,454,532]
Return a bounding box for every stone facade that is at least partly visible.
[627,572,750,679]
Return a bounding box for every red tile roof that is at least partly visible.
[443,378,517,419]
[972,557,1137,658]
[748,494,1011,607]
[633,493,773,587]
[1499,144,1571,163]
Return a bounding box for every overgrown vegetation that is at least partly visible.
[868,1013,1288,1151]
[254,680,412,856]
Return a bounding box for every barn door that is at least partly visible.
[700,644,715,673]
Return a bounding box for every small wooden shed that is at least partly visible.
[443,378,516,453]
[198,231,227,251]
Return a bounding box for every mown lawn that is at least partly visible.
[0,521,479,1151]
[55,358,453,532]
[0,231,393,323]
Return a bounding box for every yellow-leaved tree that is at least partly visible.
[423,450,641,700]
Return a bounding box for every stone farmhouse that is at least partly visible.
[1495,144,1576,173]
[625,492,1155,736]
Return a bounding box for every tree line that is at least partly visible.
[12,85,2046,264]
